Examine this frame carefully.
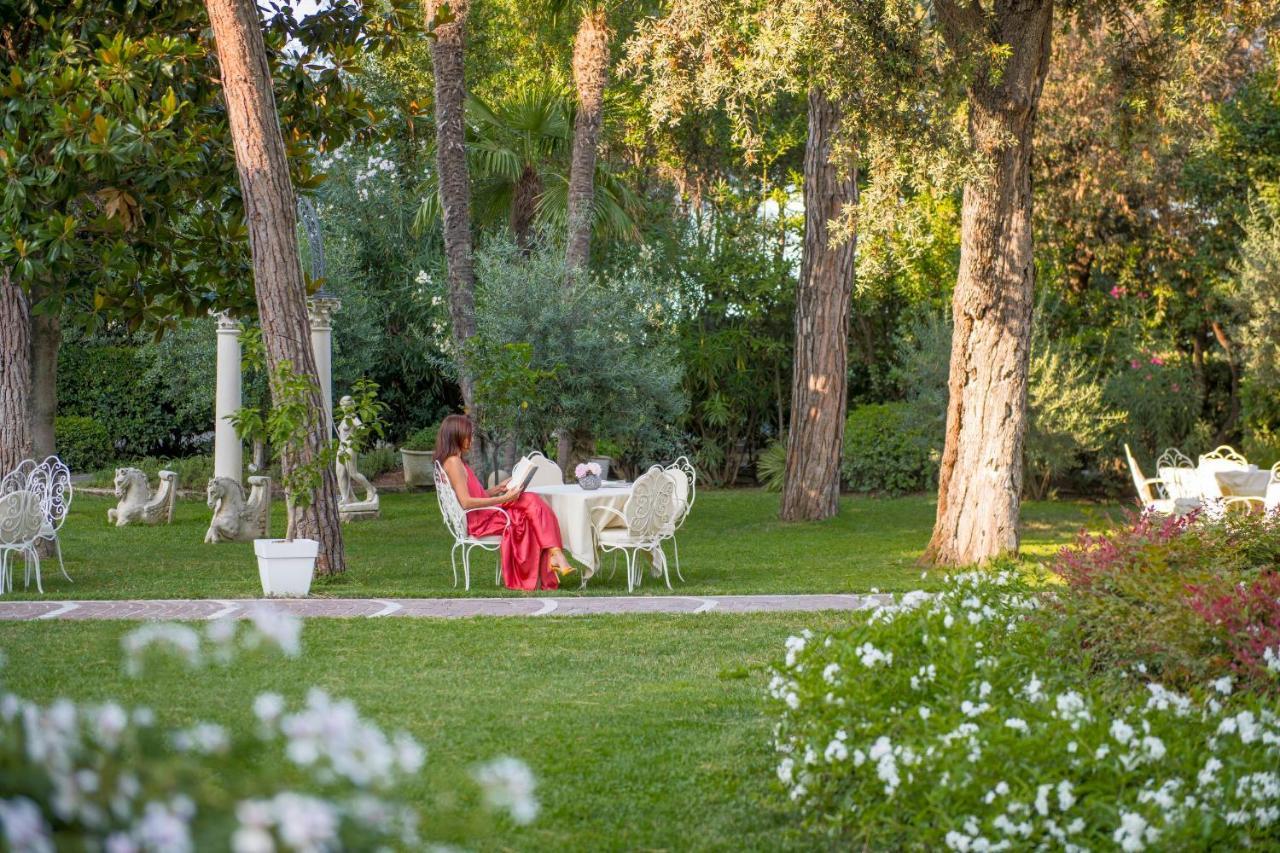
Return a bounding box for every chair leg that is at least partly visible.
[495,550,502,586]
[624,550,635,593]
[608,551,619,580]
[657,546,672,591]
[25,547,42,595]
[461,546,472,591]
[54,537,71,583]
[450,543,460,588]
[671,536,684,583]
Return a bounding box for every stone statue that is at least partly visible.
[335,394,380,522]
[107,468,178,526]
[204,475,271,543]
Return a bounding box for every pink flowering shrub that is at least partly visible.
[1051,509,1280,692]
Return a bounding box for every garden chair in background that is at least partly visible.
[1155,447,1202,508]
[662,456,697,581]
[590,465,677,592]
[0,489,45,594]
[1,456,73,587]
[434,461,510,590]
[1124,444,1177,514]
[1197,445,1249,500]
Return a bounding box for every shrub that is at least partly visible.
[87,455,215,490]
[401,426,438,452]
[841,403,937,495]
[55,415,113,472]
[769,572,1280,849]
[757,434,787,492]
[1052,510,1280,692]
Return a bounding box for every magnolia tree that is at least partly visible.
[0,606,539,850]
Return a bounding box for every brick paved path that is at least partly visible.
[0,593,900,622]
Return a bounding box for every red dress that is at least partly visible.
[463,464,564,590]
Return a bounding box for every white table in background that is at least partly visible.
[1213,466,1271,498]
[527,482,632,581]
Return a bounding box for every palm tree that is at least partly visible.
[564,5,611,277]
[413,82,641,249]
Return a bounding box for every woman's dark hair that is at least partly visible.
[433,414,474,465]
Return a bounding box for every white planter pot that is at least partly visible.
[400,449,435,488]
[253,538,318,597]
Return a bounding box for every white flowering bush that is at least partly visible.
[0,608,538,851]
[770,572,1280,850]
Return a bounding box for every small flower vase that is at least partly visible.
[578,474,602,491]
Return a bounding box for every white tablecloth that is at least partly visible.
[1215,467,1271,497]
[527,483,631,578]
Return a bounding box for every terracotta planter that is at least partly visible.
[253,538,318,597]
[400,448,434,487]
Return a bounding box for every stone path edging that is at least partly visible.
[0,593,904,622]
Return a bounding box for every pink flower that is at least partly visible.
[1130,359,1141,369]
[1150,356,1164,366]
[1137,291,1149,299]
[1110,286,1127,299]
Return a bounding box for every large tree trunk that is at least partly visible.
[29,306,59,459]
[205,0,346,574]
[926,0,1054,566]
[426,0,478,409]
[779,89,858,522]
[510,164,542,252]
[0,269,32,474]
[564,6,610,276]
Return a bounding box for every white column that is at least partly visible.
[307,297,340,432]
[213,312,243,482]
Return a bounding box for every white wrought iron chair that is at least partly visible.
[590,466,678,592]
[28,457,72,583]
[1155,447,1201,508]
[523,452,564,487]
[1124,444,1177,514]
[0,489,45,594]
[1197,445,1249,501]
[433,461,510,590]
[661,456,697,582]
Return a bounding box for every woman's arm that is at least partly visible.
[443,457,517,510]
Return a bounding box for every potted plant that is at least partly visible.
[400,425,438,488]
[230,362,383,596]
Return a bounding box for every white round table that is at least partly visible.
[527,483,632,580]
[1214,467,1271,498]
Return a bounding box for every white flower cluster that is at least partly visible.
[473,757,540,825]
[768,570,1280,850]
[122,606,301,678]
[257,688,425,790]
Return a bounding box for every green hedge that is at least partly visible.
[841,403,937,495]
[55,416,113,472]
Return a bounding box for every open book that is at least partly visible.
[507,456,539,493]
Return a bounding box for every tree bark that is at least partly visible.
[779,89,858,522]
[564,6,610,277]
[0,269,32,475]
[426,0,478,408]
[205,0,346,574]
[510,164,542,251]
[926,0,1054,566]
[29,306,59,459]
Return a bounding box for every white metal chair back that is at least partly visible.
[433,461,469,543]
[26,456,72,533]
[1155,447,1194,471]
[1266,462,1280,513]
[1124,444,1158,505]
[524,452,564,487]
[1197,446,1248,500]
[0,460,35,496]
[623,466,678,539]
[665,456,696,527]
[0,490,43,547]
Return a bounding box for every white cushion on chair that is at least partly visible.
[464,535,502,546]
[597,528,649,547]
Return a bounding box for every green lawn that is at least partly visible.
[0,612,853,851]
[11,489,1108,600]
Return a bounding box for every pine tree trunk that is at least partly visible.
[0,269,32,475]
[779,89,857,522]
[564,6,610,277]
[926,0,1054,566]
[426,0,478,408]
[204,0,346,574]
[29,305,59,459]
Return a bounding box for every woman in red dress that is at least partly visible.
[435,415,574,590]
